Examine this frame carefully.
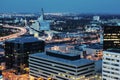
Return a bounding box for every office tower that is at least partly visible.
[29,47,95,80]
[102,49,120,80]
[104,26,120,50]
[5,36,45,73]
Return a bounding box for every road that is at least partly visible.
[0,25,27,42]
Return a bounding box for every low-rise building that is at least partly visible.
[29,46,95,80]
[84,43,103,60]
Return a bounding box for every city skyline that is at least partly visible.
[1,2,120,79]
[0,0,120,14]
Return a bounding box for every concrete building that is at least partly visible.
[29,46,95,80]
[84,44,103,60]
[102,49,120,80]
[83,44,103,74]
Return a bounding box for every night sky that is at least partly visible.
[0,0,120,14]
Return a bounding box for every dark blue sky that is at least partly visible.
[0,0,120,14]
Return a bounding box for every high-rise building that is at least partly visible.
[29,47,95,80]
[102,49,120,80]
[5,36,45,72]
[103,26,120,50]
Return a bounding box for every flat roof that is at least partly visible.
[46,50,80,57]
[0,48,4,52]
[30,52,94,67]
[86,43,103,49]
[47,45,82,56]
[106,48,120,53]
[6,36,43,43]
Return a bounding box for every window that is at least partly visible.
[106,58,110,60]
[103,78,106,80]
[103,62,109,65]
[103,70,110,73]
[111,63,119,66]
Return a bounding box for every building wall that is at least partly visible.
[102,51,120,80]
[104,26,120,50]
[29,54,95,80]
[5,40,45,72]
[84,48,103,56]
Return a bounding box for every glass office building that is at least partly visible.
[104,26,120,50]
[5,36,45,73]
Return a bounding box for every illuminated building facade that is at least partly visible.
[29,49,95,80]
[5,36,45,72]
[104,26,120,50]
[102,49,120,80]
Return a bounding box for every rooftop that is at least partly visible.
[30,52,94,67]
[46,50,80,57]
[106,48,120,53]
[86,43,103,49]
[0,48,4,52]
[47,45,81,56]
[6,36,43,43]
